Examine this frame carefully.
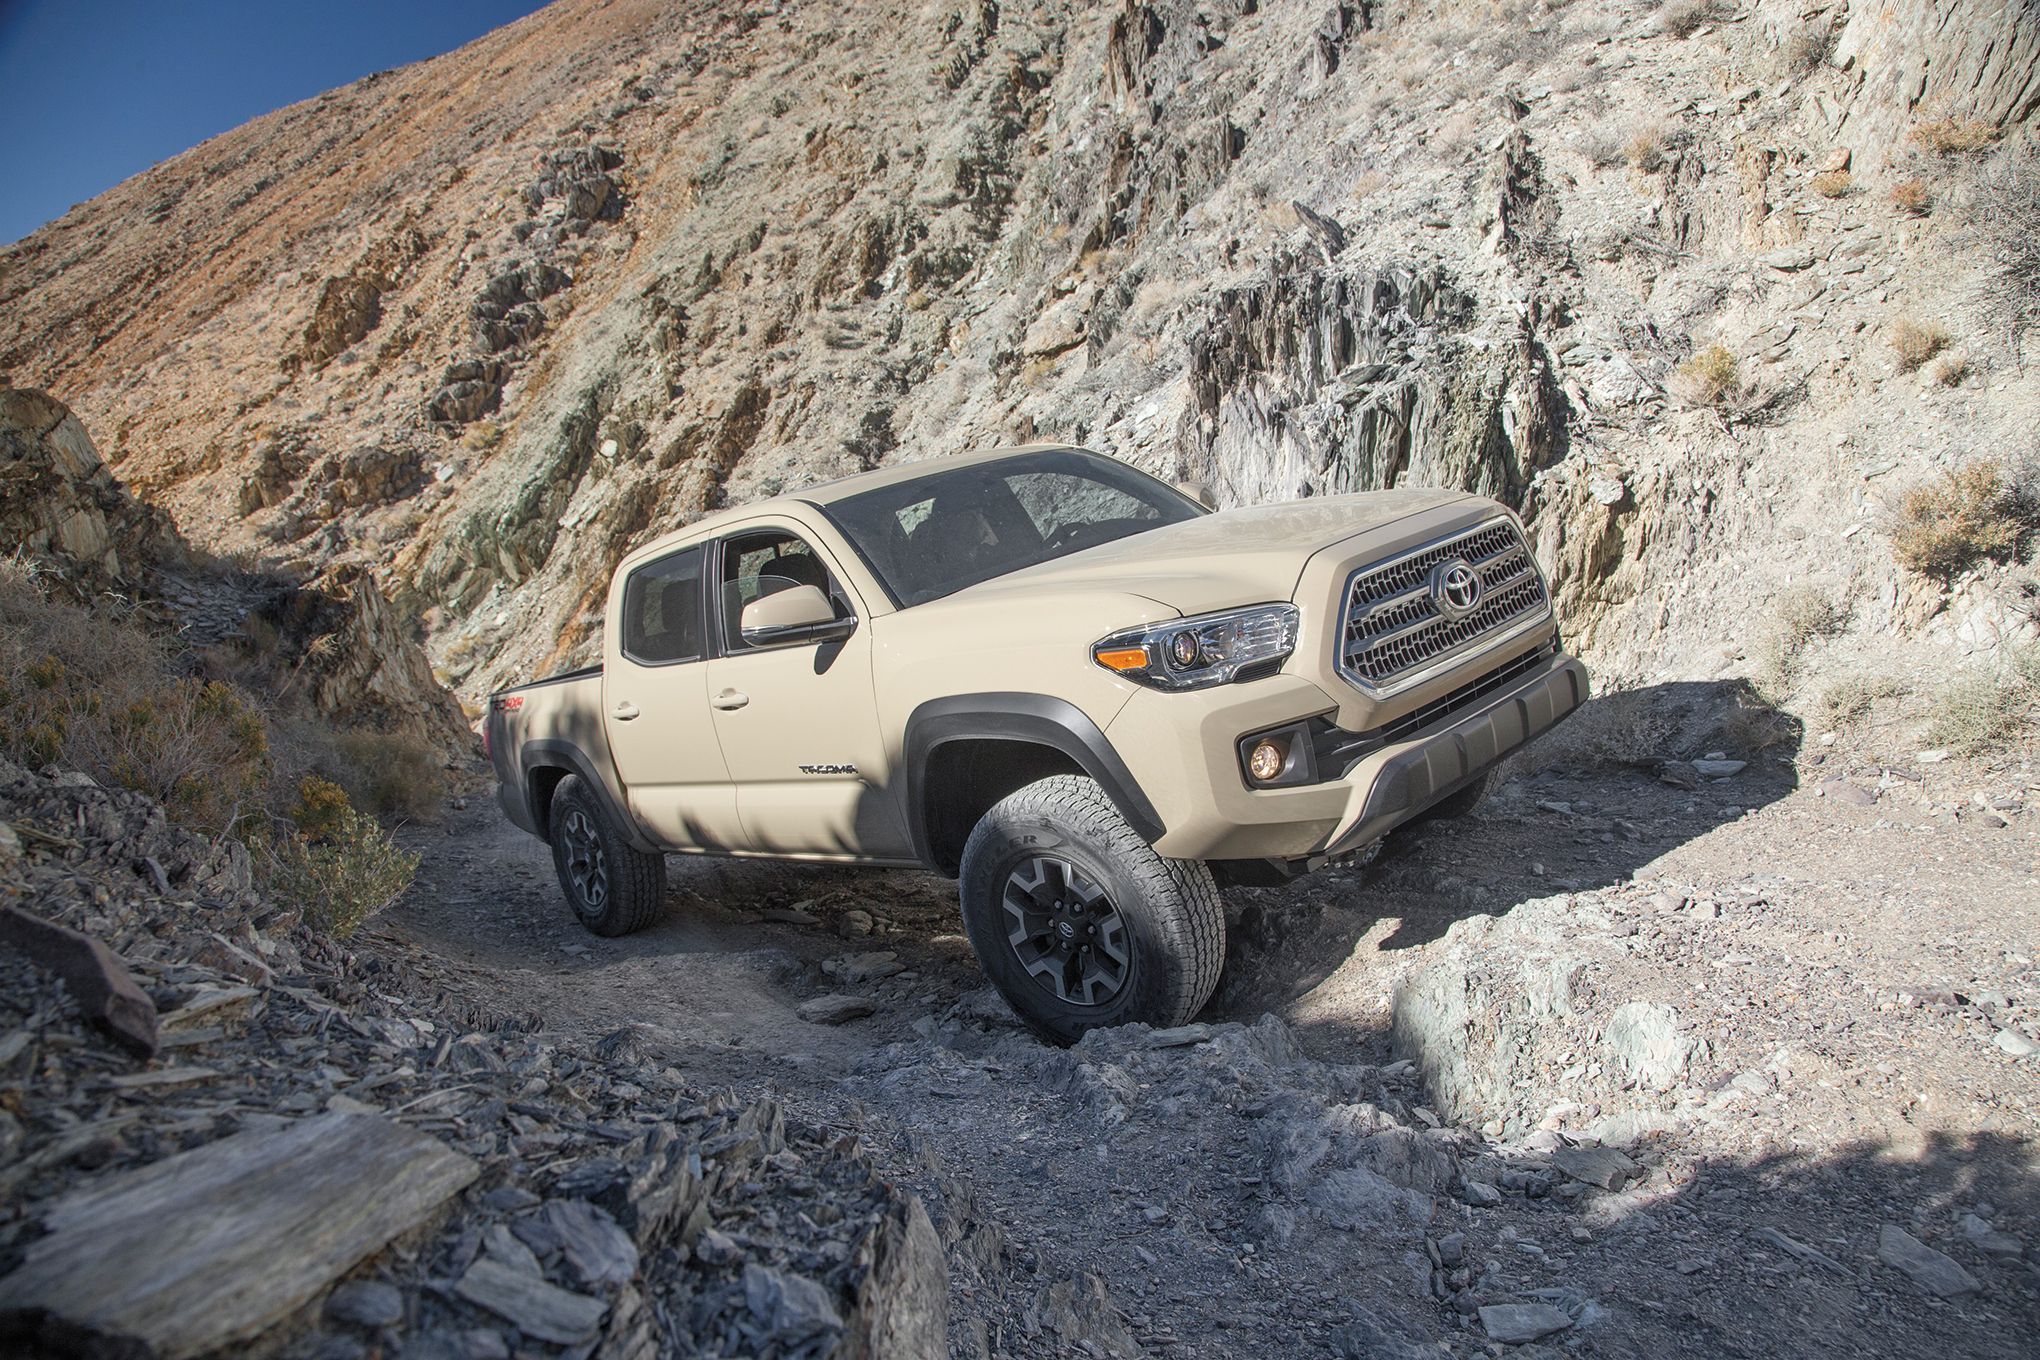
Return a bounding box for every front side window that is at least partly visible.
[621,546,706,664]
[823,449,1203,606]
[717,530,842,650]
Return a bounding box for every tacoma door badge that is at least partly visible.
[798,763,858,775]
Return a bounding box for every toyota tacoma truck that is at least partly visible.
[485,444,1586,1041]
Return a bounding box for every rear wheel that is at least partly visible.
[548,775,665,937]
[958,775,1224,1044]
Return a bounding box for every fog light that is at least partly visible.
[1248,737,1287,783]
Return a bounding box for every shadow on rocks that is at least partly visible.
[1211,679,1803,1011]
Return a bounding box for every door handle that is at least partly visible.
[611,701,640,721]
[711,689,750,711]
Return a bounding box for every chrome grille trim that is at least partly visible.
[1336,517,1552,698]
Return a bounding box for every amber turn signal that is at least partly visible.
[1247,737,1287,783]
[1094,645,1152,673]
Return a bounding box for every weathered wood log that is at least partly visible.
[0,904,159,1057]
[0,1111,478,1359]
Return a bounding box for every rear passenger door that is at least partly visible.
[603,544,746,850]
[702,523,912,860]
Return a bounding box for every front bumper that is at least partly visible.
[1108,650,1587,861]
[1321,655,1588,857]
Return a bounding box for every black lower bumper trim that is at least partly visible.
[1325,657,1589,856]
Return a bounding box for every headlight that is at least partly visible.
[1091,604,1299,691]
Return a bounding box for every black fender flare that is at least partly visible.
[902,693,1165,870]
[519,740,659,853]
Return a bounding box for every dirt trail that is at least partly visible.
[380,749,2040,1358]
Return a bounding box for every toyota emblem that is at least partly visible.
[1429,558,1484,619]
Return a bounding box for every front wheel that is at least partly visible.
[548,775,665,937]
[958,775,1225,1044]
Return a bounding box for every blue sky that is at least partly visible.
[0,0,549,244]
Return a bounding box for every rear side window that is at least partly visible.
[621,546,705,664]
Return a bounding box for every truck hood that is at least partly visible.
[961,488,1479,615]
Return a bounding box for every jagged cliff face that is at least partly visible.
[2,0,2035,701]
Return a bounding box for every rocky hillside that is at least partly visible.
[1,0,2034,715]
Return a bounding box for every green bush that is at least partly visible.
[269,802,419,939]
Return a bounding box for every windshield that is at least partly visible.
[821,449,1206,607]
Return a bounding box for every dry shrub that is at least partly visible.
[1667,344,1741,407]
[1817,673,1904,729]
[1756,585,1846,691]
[1811,169,1853,199]
[462,420,503,452]
[330,729,446,823]
[0,577,269,833]
[1889,178,1931,215]
[1887,317,1950,371]
[1624,129,1665,173]
[1926,650,2040,754]
[1659,0,1723,39]
[268,796,419,940]
[1890,461,2039,579]
[1930,353,1969,387]
[1911,118,2000,155]
[1971,148,2040,343]
[1778,22,1834,74]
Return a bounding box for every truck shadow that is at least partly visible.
[1210,679,1803,1022]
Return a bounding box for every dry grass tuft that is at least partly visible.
[1889,178,1931,215]
[1887,317,1951,372]
[1890,461,2039,580]
[1930,352,1969,387]
[1667,344,1741,407]
[1910,117,2000,155]
[1778,22,1835,74]
[1926,650,2040,754]
[0,577,269,834]
[1624,128,1665,173]
[1659,0,1723,39]
[1755,585,1847,693]
[1811,169,1853,199]
[1816,673,1904,730]
[461,420,503,452]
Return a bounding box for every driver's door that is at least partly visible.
[702,522,913,860]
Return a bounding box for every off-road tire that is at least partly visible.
[548,775,665,937]
[958,774,1225,1044]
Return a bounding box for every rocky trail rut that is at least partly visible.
[381,739,2040,1359]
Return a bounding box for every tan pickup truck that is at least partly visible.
[485,445,1586,1040]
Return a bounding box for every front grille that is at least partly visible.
[1339,519,1550,694]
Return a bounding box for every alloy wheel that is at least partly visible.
[561,809,609,911]
[1000,855,1129,1006]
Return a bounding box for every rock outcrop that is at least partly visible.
[0,388,469,757]
[0,387,183,593]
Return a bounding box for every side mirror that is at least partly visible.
[1176,480,1218,511]
[739,584,856,647]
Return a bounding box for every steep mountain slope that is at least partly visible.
[1,0,2035,712]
